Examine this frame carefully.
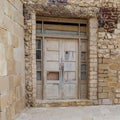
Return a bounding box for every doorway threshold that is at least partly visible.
[35,99,93,107]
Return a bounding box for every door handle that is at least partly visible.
[61,63,64,70]
[60,62,64,70]
[60,57,64,71]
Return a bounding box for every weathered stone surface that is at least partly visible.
[102,99,112,105]
[24,0,99,18]
[0,0,25,120]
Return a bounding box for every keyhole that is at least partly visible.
[66,51,68,54]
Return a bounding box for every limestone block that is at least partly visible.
[15,86,21,100]
[10,105,15,120]
[4,0,14,19]
[15,61,22,74]
[89,83,97,88]
[114,98,119,104]
[2,15,14,33]
[13,7,24,26]
[0,61,7,76]
[12,34,19,48]
[14,0,23,13]
[9,76,15,90]
[90,71,97,76]
[13,24,24,40]
[89,80,97,84]
[0,28,8,46]
[101,45,107,49]
[102,99,112,105]
[108,45,114,49]
[14,75,21,87]
[6,106,12,120]
[90,34,97,41]
[114,29,120,34]
[89,75,97,79]
[98,32,105,38]
[116,94,120,98]
[89,18,98,29]
[0,43,7,76]
[20,84,25,98]
[8,2,14,19]
[15,98,25,114]
[103,58,109,64]
[89,96,97,100]
[90,46,97,51]
[0,94,8,111]
[109,64,120,70]
[99,82,108,87]
[99,64,108,70]
[115,90,120,93]
[0,111,6,120]
[103,54,110,58]
[8,31,12,46]
[98,87,103,92]
[109,82,117,87]
[14,48,21,62]
[0,1,4,27]
[98,93,108,99]
[6,46,14,60]
[7,90,16,106]
[0,76,9,93]
[4,0,9,17]
[103,87,109,92]
[89,88,97,92]
[8,0,14,4]
[117,23,120,29]
[7,59,15,74]
[98,73,108,78]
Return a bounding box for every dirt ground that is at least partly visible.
[15,105,120,120]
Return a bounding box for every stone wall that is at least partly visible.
[98,16,120,104]
[0,0,25,120]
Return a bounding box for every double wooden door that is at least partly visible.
[45,38,78,100]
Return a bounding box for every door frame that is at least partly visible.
[36,17,89,100]
[25,12,98,106]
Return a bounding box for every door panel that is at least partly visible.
[46,51,59,61]
[46,40,59,50]
[46,62,59,71]
[63,84,77,98]
[64,72,76,81]
[46,38,60,99]
[45,38,78,100]
[62,39,78,99]
[64,40,76,51]
[46,84,60,99]
[64,62,76,71]
[64,51,76,61]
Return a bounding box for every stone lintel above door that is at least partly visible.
[24,1,99,18]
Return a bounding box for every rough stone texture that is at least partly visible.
[97,3,120,105]
[0,0,25,120]
[24,0,99,18]
[24,6,35,107]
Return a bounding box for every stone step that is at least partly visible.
[35,100,93,107]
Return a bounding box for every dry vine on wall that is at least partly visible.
[98,7,118,33]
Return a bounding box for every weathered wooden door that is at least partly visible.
[45,38,78,100]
